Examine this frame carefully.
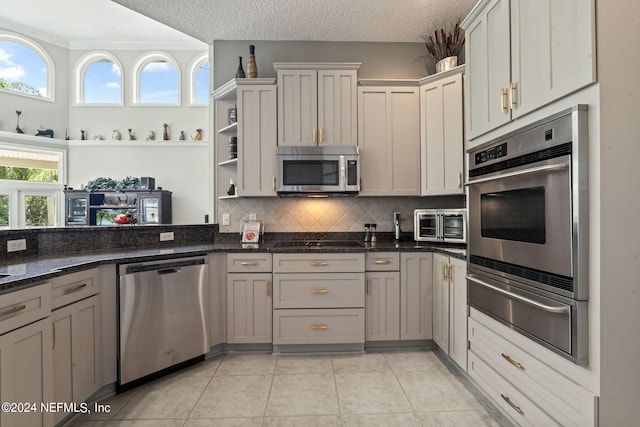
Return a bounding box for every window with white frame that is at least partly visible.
[75,51,123,104]
[0,32,54,101]
[190,54,209,105]
[0,146,64,229]
[133,52,180,105]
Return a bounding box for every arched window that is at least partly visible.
[74,51,123,105]
[0,32,54,101]
[133,52,180,105]
[190,54,209,105]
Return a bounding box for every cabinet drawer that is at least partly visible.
[227,253,273,273]
[469,314,596,426]
[468,350,557,426]
[273,253,364,273]
[273,308,364,345]
[0,283,51,335]
[51,268,100,309]
[273,273,364,309]
[365,252,400,271]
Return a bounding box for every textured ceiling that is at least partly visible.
[112,0,478,43]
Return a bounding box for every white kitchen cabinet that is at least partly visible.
[400,252,433,340]
[213,78,277,201]
[275,63,359,146]
[52,294,102,425]
[208,253,226,348]
[0,283,53,427]
[226,253,272,344]
[462,0,596,142]
[365,253,400,341]
[419,67,465,195]
[432,254,467,370]
[358,82,421,196]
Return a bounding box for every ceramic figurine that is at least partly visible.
[146,130,155,141]
[192,129,203,141]
[15,110,24,133]
[81,129,86,140]
[179,130,186,141]
[128,128,135,140]
[93,134,104,140]
[247,45,257,78]
[36,128,54,138]
[112,129,121,140]
[163,123,170,140]
[235,56,245,78]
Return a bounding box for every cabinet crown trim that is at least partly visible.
[417,65,465,85]
[461,0,494,29]
[358,79,420,87]
[273,62,361,71]
[212,78,277,99]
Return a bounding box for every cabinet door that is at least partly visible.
[227,273,272,343]
[237,84,277,196]
[421,72,464,195]
[432,254,450,352]
[52,295,102,424]
[317,69,358,146]
[365,272,400,341]
[449,258,468,370]
[464,0,511,140]
[277,69,317,146]
[0,318,53,427]
[510,0,596,119]
[400,253,433,340]
[358,86,421,196]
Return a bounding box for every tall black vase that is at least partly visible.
[235,56,246,78]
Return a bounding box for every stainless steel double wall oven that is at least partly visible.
[466,105,589,364]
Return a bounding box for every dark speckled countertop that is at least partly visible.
[0,240,465,295]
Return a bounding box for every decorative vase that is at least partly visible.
[436,56,458,73]
[247,45,258,78]
[235,56,246,78]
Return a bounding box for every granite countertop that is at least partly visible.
[0,240,465,295]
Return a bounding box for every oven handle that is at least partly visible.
[465,163,568,186]
[466,275,570,314]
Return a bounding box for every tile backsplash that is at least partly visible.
[218,196,465,234]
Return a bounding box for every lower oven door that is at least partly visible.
[468,154,573,281]
[467,269,587,364]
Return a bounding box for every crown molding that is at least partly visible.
[0,17,69,48]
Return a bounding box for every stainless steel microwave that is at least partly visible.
[276,146,360,196]
[414,208,467,243]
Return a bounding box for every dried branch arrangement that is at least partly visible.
[422,20,465,61]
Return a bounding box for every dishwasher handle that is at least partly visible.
[157,268,181,275]
[124,258,205,275]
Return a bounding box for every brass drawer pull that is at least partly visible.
[311,325,329,330]
[266,280,272,297]
[500,88,508,113]
[63,283,87,295]
[0,304,27,318]
[501,394,524,415]
[501,353,524,369]
[373,259,391,264]
[239,261,259,266]
[311,289,328,294]
[311,262,329,267]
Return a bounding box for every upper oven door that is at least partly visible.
[468,154,572,279]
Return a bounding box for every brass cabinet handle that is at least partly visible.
[266,280,271,297]
[311,289,328,294]
[63,283,87,295]
[239,261,259,266]
[448,264,453,283]
[509,81,517,108]
[442,264,447,282]
[311,325,329,330]
[500,88,508,113]
[312,128,317,143]
[373,259,391,264]
[0,304,26,318]
[501,353,524,369]
[319,127,323,143]
[272,176,276,191]
[501,394,524,415]
[311,262,329,267]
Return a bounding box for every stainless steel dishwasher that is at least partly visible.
[118,256,209,391]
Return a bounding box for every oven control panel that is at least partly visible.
[474,142,507,166]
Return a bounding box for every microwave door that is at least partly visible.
[443,214,465,241]
[419,214,438,241]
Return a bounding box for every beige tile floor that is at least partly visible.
[67,350,511,427]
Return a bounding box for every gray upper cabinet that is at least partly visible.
[275,63,360,146]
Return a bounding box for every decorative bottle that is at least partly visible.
[235,56,246,78]
[247,45,258,78]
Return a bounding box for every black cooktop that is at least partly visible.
[273,240,364,248]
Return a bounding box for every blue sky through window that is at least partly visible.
[84,60,121,103]
[140,60,179,104]
[0,40,47,97]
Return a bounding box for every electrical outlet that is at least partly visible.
[159,232,174,242]
[249,213,257,221]
[7,239,27,252]
[222,214,230,226]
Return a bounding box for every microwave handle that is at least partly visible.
[438,213,444,240]
[339,155,346,191]
[466,274,570,314]
[466,163,568,186]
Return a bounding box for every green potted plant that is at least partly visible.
[422,20,465,73]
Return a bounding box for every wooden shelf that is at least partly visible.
[218,194,239,200]
[218,158,238,166]
[217,122,237,134]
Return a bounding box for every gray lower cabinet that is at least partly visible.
[272,253,365,346]
[226,253,273,344]
[365,253,400,341]
[400,252,433,340]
